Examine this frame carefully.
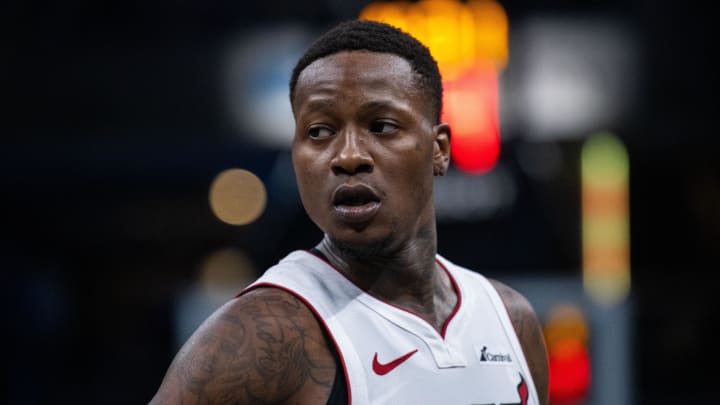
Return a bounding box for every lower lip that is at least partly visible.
[334,201,381,224]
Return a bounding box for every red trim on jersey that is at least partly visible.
[304,249,462,340]
[238,282,352,405]
[436,259,462,339]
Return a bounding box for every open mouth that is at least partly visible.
[332,185,381,207]
[332,185,382,224]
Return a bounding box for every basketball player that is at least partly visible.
[150,20,549,404]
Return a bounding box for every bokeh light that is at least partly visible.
[199,247,257,294]
[581,132,630,306]
[209,168,267,225]
[442,66,500,173]
[222,25,314,147]
[544,303,592,404]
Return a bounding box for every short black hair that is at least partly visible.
[289,19,443,123]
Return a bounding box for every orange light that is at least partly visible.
[413,0,473,79]
[467,0,509,70]
[359,1,410,32]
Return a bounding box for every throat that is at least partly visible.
[375,268,458,334]
[313,242,458,333]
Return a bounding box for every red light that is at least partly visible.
[441,66,500,174]
[548,339,591,404]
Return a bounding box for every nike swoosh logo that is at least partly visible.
[372,349,418,375]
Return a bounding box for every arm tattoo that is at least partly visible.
[175,313,253,402]
[168,289,335,404]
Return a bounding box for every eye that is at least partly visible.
[308,126,334,140]
[369,121,399,135]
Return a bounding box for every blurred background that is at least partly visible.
[2,0,718,404]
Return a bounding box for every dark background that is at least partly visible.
[2,0,718,403]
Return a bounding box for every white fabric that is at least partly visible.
[245,250,540,405]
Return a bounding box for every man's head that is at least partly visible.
[290,20,450,256]
[290,19,443,124]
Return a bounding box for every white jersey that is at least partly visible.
[244,250,539,405]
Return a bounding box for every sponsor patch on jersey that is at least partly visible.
[479,345,513,362]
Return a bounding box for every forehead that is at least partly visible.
[293,51,423,110]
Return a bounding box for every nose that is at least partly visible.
[331,128,373,175]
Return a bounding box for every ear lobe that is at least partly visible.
[433,123,451,176]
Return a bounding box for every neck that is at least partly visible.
[315,226,456,332]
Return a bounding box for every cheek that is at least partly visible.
[387,145,435,203]
[411,149,436,203]
[292,148,327,207]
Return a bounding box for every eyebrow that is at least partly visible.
[359,100,413,117]
[360,100,394,113]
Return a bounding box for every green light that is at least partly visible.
[581,132,629,188]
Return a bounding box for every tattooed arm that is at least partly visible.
[149,288,337,405]
[490,279,549,405]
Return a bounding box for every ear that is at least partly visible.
[432,123,451,176]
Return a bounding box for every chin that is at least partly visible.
[328,231,396,259]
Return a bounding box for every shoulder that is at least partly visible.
[150,287,336,405]
[488,279,549,405]
[488,279,536,324]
